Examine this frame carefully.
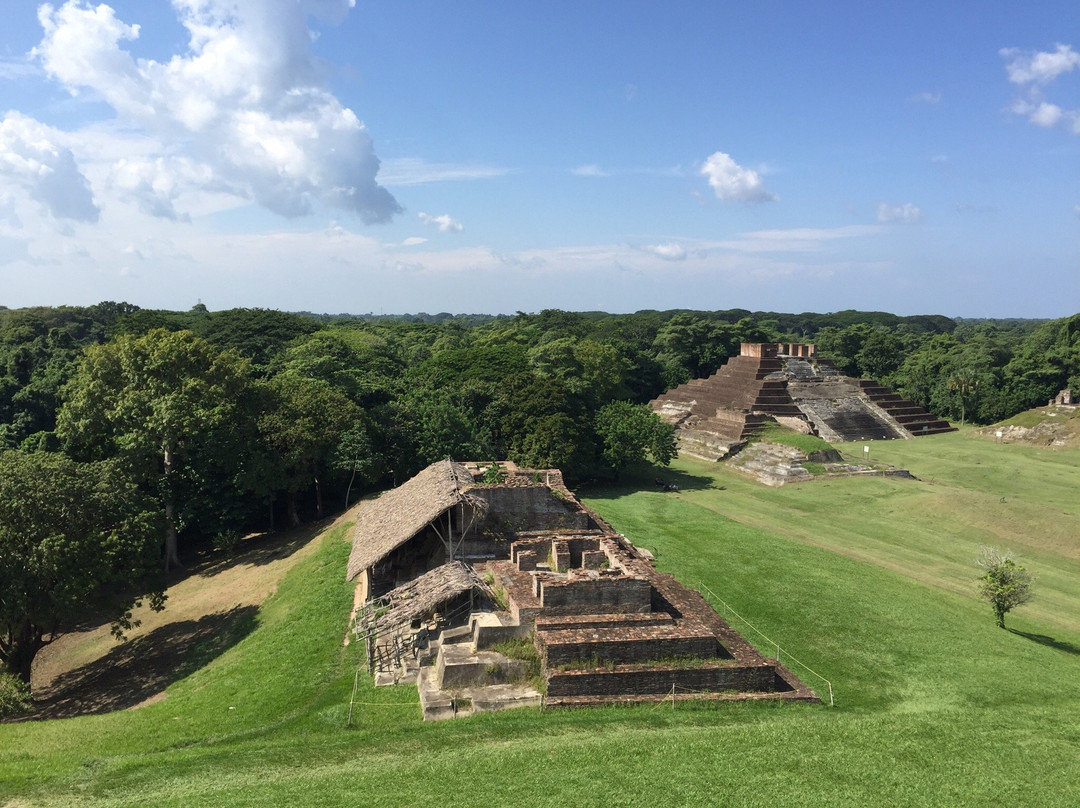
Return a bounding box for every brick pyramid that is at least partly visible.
[651,342,955,459]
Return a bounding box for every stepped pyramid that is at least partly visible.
[651,342,955,460]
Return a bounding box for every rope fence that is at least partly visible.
[699,582,835,707]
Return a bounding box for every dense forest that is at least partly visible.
[2,301,1079,684]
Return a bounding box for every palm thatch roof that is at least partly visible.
[346,460,478,581]
[369,561,482,636]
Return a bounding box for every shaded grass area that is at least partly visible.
[3,438,1080,806]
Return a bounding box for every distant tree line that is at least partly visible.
[1,301,1078,683]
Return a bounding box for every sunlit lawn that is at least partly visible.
[2,432,1079,806]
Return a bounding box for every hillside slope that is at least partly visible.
[3,435,1080,807]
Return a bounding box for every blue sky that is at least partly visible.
[0,1,1077,317]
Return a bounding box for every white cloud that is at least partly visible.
[640,242,687,261]
[721,225,879,252]
[378,158,507,186]
[1002,44,1080,84]
[418,212,463,233]
[700,151,776,203]
[0,112,99,222]
[1029,101,1064,127]
[877,202,923,224]
[572,164,606,177]
[1002,44,1080,135]
[402,236,428,246]
[32,0,399,222]
[108,156,223,221]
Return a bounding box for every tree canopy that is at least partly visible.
[976,546,1034,629]
[56,329,251,569]
[0,451,164,682]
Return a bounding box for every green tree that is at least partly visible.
[331,418,381,510]
[976,546,1034,629]
[947,369,980,427]
[57,329,251,570]
[594,401,677,474]
[0,451,165,683]
[257,373,362,525]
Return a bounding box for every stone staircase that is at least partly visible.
[416,616,543,721]
[652,352,808,459]
[853,380,957,436]
[651,343,956,457]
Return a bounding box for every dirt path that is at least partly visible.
[26,505,363,720]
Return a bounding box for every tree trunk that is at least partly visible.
[162,442,182,572]
[4,623,44,684]
[315,477,323,519]
[268,496,275,532]
[344,467,357,511]
[287,491,301,527]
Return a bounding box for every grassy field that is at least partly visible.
[2,430,1079,806]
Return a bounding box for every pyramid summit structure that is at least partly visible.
[651,342,955,460]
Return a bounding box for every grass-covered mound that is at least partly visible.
[3,431,1080,806]
[981,403,1080,448]
[750,421,835,455]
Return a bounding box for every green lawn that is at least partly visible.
[2,432,1080,806]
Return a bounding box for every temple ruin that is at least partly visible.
[651,342,956,460]
[347,460,816,719]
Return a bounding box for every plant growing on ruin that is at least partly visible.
[481,461,506,484]
[976,545,1034,628]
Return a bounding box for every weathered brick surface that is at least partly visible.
[546,662,776,697]
[472,486,592,535]
[582,549,607,570]
[538,575,651,614]
[534,612,673,632]
[540,626,719,667]
[552,540,570,573]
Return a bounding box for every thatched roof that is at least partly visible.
[346,460,476,581]
[370,561,480,636]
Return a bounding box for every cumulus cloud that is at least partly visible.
[419,212,463,232]
[32,0,400,221]
[640,242,687,261]
[1002,44,1080,84]
[1001,44,1080,134]
[0,112,99,222]
[700,151,776,203]
[877,202,923,224]
[107,156,226,221]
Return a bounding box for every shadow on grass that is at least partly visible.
[582,461,718,500]
[187,515,338,578]
[27,605,259,721]
[1008,629,1080,656]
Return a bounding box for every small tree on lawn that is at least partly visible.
[976,545,1034,629]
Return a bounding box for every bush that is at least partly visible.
[0,671,32,718]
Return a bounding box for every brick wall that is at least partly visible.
[546,662,777,697]
[538,575,652,614]
[538,624,719,667]
[472,486,591,535]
